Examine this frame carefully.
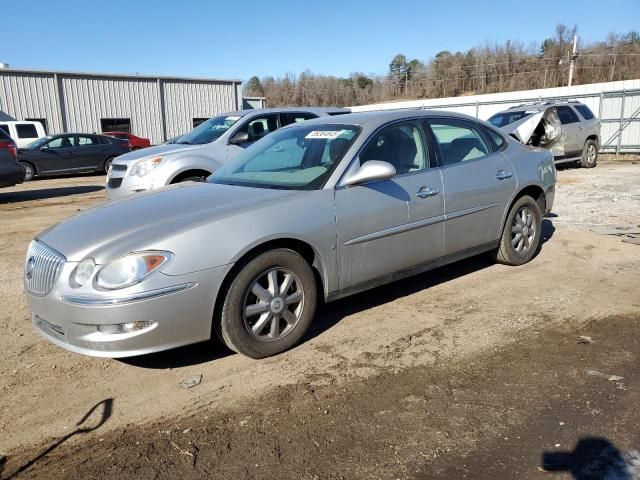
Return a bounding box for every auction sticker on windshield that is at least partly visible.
[305,130,345,139]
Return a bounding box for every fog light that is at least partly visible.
[97,321,156,334]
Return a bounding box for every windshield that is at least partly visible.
[177,114,242,145]
[488,111,530,128]
[25,136,52,149]
[210,124,361,190]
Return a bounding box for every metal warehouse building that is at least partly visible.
[0,68,243,144]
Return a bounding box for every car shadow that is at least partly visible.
[1,398,113,479]
[0,185,104,204]
[541,437,633,479]
[119,339,233,369]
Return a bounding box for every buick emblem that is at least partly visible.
[26,257,36,280]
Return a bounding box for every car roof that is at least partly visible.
[503,100,587,112]
[279,109,480,128]
[220,106,351,117]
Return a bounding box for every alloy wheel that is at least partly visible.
[511,207,536,254]
[243,268,304,341]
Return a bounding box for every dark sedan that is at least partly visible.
[0,128,25,188]
[18,133,130,180]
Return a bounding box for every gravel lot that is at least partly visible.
[1,162,639,479]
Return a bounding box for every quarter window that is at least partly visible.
[360,121,428,175]
[427,119,491,166]
[483,127,506,150]
[575,105,595,120]
[0,124,9,136]
[16,124,39,139]
[556,106,580,125]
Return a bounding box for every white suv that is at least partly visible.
[0,121,47,148]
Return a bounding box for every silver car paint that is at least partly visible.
[25,110,555,357]
[105,107,349,200]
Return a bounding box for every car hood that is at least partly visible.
[499,107,563,146]
[38,182,300,263]
[113,142,207,164]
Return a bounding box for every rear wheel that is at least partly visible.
[216,249,317,358]
[496,195,542,266]
[103,157,115,174]
[580,139,598,168]
[20,162,35,181]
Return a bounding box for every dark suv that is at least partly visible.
[489,101,600,168]
[0,128,25,188]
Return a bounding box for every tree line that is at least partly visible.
[244,25,640,107]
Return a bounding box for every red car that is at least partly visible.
[102,132,151,150]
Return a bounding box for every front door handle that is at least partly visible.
[495,170,513,180]
[416,186,440,198]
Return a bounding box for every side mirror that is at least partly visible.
[229,132,249,145]
[341,160,396,187]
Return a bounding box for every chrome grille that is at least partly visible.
[25,240,66,296]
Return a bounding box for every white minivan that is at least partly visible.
[0,121,47,148]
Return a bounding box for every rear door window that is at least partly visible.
[426,119,491,166]
[0,124,9,136]
[76,135,99,146]
[236,114,279,142]
[16,124,39,139]
[556,106,580,125]
[281,112,318,126]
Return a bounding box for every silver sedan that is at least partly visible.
[24,110,556,359]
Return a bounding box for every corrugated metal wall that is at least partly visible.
[163,80,237,139]
[0,71,63,132]
[0,70,240,144]
[62,76,163,143]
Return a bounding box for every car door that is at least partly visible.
[335,120,445,289]
[33,135,76,174]
[556,106,582,156]
[227,114,280,160]
[75,134,108,169]
[425,117,517,256]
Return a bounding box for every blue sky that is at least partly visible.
[3,0,639,81]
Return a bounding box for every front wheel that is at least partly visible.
[217,249,317,358]
[580,139,598,168]
[495,195,542,266]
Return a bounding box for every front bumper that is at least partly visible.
[26,263,232,357]
[105,169,154,200]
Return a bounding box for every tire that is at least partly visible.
[20,162,35,181]
[216,248,317,358]
[496,195,543,266]
[181,176,206,183]
[580,139,598,168]
[103,157,115,174]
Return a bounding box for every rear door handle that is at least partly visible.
[416,186,440,198]
[495,170,513,180]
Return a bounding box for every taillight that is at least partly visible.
[0,140,17,159]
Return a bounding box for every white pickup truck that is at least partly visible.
[0,120,47,148]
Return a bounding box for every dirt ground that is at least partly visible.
[1,162,639,479]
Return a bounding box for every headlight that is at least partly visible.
[129,156,163,177]
[71,258,96,287]
[95,251,173,290]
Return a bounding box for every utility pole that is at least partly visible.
[568,34,578,87]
